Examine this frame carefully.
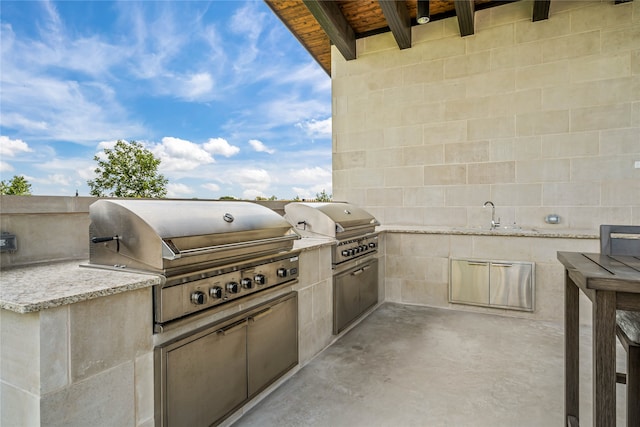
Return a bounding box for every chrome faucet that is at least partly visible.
[483,201,500,230]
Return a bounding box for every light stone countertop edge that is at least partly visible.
[377,225,599,239]
[0,260,161,314]
[293,236,336,251]
[1,239,335,315]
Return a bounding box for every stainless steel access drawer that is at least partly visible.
[449,258,534,311]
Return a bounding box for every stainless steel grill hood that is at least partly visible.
[284,202,379,239]
[89,199,298,275]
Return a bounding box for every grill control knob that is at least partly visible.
[254,274,266,285]
[241,278,254,289]
[209,286,223,299]
[277,268,288,278]
[191,291,206,305]
[341,250,349,257]
[369,242,376,248]
[227,281,240,294]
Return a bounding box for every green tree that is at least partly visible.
[219,196,237,200]
[87,140,168,198]
[0,175,32,195]
[315,189,332,202]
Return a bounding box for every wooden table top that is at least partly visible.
[557,252,640,294]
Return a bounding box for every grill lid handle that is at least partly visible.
[91,235,120,251]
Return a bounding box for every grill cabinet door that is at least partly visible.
[449,259,490,305]
[162,320,248,427]
[358,258,379,313]
[334,265,361,334]
[489,261,533,310]
[334,259,378,334]
[247,293,298,397]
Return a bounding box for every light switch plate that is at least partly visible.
[636,160,640,169]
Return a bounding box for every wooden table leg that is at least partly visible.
[566,270,580,424]
[593,290,617,427]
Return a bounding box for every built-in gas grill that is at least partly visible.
[284,202,380,334]
[88,199,300,328]
[284,201,379,267]
[89,199,301,427]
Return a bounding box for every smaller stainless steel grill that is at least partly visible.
[284,202,380,334]
[284,202,379,266]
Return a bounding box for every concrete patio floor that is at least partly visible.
[233,303,627,427]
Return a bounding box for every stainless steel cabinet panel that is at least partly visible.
[334,265,361,334]
[156,292,298,427]
[359,258,379,314]
[247,293,298,397]
[450,259,490,305]
[334,258,379,334]
[163,320,248,427]
[449,258,534,311]
[489,262,533,310]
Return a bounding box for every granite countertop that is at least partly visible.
[0,260,161,314]
[378,225,599,239]
[0,238,335,315]
[293,236,336,251]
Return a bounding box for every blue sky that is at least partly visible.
[0,0,332,199]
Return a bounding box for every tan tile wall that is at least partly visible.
[295,246,334,365]
[332,0,640,231]
[383,232,599,322]
[0,288,154,427]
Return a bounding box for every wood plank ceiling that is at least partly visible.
[264,0,623,75]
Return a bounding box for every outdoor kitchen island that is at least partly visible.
[0,236,338,427]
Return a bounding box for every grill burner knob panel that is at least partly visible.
[277,268,288,278]
[227,282,240,294]
[241,278,253,289]
[191,291,206,305]
[210,286,223,299]
[254,274,266,285]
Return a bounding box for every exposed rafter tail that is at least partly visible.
[532,0,551,22]
[455,0,475,37]
[379,0,412,50]
[302,0,357,61]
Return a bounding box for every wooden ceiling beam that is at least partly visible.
[302,0,356,61]
[378,0,412,50]
[532,0,551,22]
[454,0,475,37]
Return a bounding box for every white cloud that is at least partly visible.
[96,140,119,150]
[248,139,275,154]
[290,167,331,183]
[292,183,332,201]
[47,173,71,186]
[153,137,214,171]
[167,182,194,197]
[78,165,96,181]
[0,161,14,172]
[232,168,271,192]
[203,138,240,157]
[202,182,220,192]
[296,117,332,138]
[0,136,33,157]
[261,96,329,125]
[242,188,266,200]
[182,72,214,99]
